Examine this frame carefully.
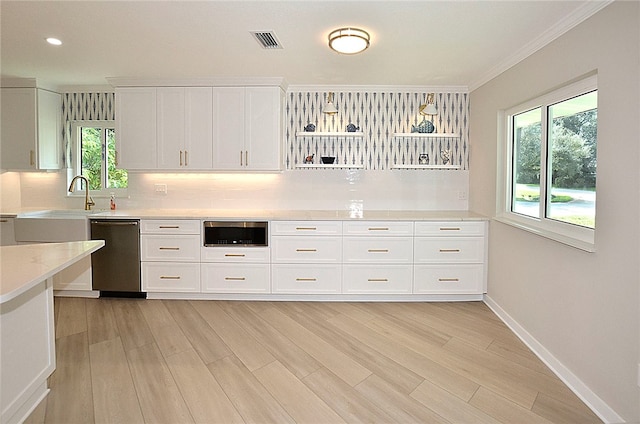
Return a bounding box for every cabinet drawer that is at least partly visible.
[413,264,484,294]
[201,246,269,263]
[271,264,341,294]
[414,221,485,237]
[140,219,201,235]
[414,237,484,263]
[201,263,270,293]
[141,234,200,261]
[343,264,413,294]
[343,221,413,236]
[142,262,200,292]
[272,236,342,263]
[271,221,342,236]
[343,237,413,263]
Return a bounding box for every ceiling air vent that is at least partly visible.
[251,31,283,49]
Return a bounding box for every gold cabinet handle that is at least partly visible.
[245,150,248,167]
[439,249,460,253]
[30,150,35,166]
[368,249,389,253]
[296,248,317,252]
[159,225,180,229]
[0,219,8,223]
[240,151,243,166]
[184,150,188,166]
[225,277,246,281]
[160,276,181,280]
[368,227,389,231]
[439,227,461,231]
[180,150,183,166]
[296,227,317,231]
[159,247,180,250]
[296,278,317,282]
[224,253,246,257]
[368,278,388,282]
[438,278,460,282]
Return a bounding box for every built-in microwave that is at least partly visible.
[203,221,268,247]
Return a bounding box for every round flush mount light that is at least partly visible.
[46,37,62,46]
[328,27,370,55]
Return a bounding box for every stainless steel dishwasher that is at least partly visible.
[90,219,144,297]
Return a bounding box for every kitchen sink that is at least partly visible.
[14,210,105,242]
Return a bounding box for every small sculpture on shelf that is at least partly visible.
[304,123,316,132]
[441,149,451,165]
[346,123,360,132]
[304,154,315,164]
[418,153,429,165]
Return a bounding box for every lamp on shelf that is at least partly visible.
[323,92,338,115]
[412,93,437,133]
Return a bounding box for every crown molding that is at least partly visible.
[287,85,468,93]
[468,0,613,92]
[106,77,287,90]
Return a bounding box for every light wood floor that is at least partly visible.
[25,298,601,424]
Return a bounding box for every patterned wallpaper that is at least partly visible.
[61,90,469,171]
[285,91,469,170]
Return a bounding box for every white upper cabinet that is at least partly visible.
[213,86,282,171]
[1,87,62,170]
[115,87,157,169]
[157,87,213,170]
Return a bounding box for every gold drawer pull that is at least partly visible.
[160,276,181,280]
[368,249,389,253]
[225,277,246,281]
[0,219,7,223]
[368,227,389,231]
[438,278,460,282]
[296,248,317,252]
[439,249,460,253]
[296,227,317,230]
[159,225,180,229]
[368,278,388,282]
[225,253,246,257]
[440,227,461,231]
[159,247,180,250]
[296,278,317,282]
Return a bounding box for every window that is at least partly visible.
[498,76,597,251]
[69,121,127,196]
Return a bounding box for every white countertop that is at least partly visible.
[81,208,488,221]
[0,240,104,304]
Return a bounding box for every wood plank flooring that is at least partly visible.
[25,298,602,424]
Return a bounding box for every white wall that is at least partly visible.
[469,2,639,422]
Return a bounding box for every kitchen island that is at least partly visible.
[0,240,104,424]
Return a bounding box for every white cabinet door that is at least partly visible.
[343,264,413,294]
[201,263,270,293]
[140,234,201,262]
[115,87,157,169]
[157,87,213,170]
[245,87,282,170]
[142,262,201,292]
[271,264,341,294]
[212,86,282,171]
[212,87,245,169]
[0,88,61,170]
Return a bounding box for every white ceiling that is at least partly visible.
[0,1,610,91]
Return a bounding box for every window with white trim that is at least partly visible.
[497,76,597,251]
[69,121,128,197]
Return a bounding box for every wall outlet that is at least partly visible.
[458,190,468,200]
[154,184,167,194]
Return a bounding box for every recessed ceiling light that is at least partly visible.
[328,27,370,55]
[46,37,62,46]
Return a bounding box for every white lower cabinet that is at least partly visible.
[342,264,412,294]
[142,262,201,293]
[413,264,484,294]
[140,219,201,292]
[201,263,270,293]
[271,264,341,294]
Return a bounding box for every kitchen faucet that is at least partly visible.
[68,175,95,210]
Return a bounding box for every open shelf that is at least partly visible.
[391,164,461,170]
[296,131,364,137]
[295,164,364,169]
[393,132,459,138]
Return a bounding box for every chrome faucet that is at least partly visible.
[68,175,95,210]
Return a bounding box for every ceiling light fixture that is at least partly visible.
[328,27,370,55]
[323,92,338,115]
[46,37,62,46]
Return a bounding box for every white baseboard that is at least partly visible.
[483,295,624,424]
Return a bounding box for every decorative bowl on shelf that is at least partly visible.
[321,156,335,164]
